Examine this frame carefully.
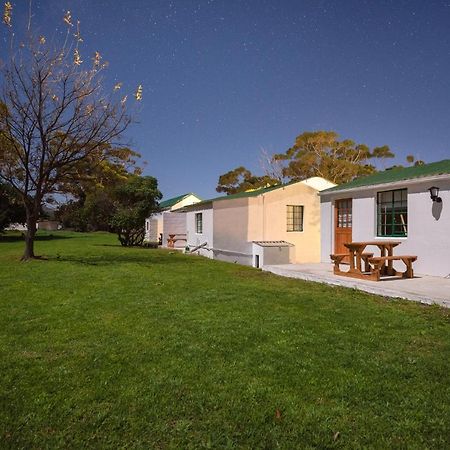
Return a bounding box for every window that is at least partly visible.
[287,205,304,232]
[195,213,203,234]
[336,199,352,228]
[377,189,407,237]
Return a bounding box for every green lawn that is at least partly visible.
[0,232,449,449]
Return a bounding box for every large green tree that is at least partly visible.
[55,145,142,232]
[56,190,115,232]
[110,176,161,247]
[0,7,141,259]
[216,131,396,193]
[273,131,395,184]
[216,166,279,195]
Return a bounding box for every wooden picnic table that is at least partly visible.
[344,240,402,277]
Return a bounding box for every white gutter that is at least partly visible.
[319,173,450,196]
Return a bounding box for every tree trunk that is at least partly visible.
[22,208,37,260]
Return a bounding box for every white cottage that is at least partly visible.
[145,193,202,247]
[183,177,335,266]
[320,159,450,277]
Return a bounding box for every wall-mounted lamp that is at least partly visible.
[428,186,442,203]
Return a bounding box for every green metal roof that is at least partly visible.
[192,183,287,207]
[159,193,201,210]
[322,159,450,193]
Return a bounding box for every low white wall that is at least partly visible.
[37,221,59,231]
[253,244,291,267]
[6,223,27,231]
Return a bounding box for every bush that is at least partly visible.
[142,241,158,249]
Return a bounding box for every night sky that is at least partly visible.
[3,0,450,199]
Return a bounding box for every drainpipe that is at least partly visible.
[329,199,333,256]
[262,194,265,241]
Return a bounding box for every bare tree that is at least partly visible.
[259,146,284,183]
[0,7,139,259]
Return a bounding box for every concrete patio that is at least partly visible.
[263,263,450,308]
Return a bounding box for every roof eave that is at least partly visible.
[320,173,450,196]
[177,200,213,211]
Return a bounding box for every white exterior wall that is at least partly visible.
[162,212,187,248]
[186,205,214,259]
[145,213,163,242]
[210,178,334,266]
[144,194,201,242]
[320,200,333,263]
[213,198,253,265]
[321,177,450,277]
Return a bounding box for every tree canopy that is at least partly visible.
[216,167,279,195]
[59,174,162,246]
[216,130,396,194]
[273,131,395,184]
[110,176,161,247]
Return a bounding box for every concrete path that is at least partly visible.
[263,263,450,308]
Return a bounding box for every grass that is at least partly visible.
[0,231,449,449]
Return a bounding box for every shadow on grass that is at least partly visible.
[93,244,123,248]
[0,233,74,243]
[93,244,161,249]
[49,252,184,266]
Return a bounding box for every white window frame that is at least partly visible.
[195,213,203,234]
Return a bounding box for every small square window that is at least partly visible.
[287,205,304,232]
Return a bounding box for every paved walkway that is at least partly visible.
[263,263,450,308]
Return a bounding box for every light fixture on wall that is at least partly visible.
[428,186,442,203]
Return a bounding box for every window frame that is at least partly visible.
[335,198,352,229]
[376,188,408,237]
[286,205,304,232]
[195,212,203,234]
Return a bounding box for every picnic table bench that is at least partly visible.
[331,252,374,274]
[369,255,417,281]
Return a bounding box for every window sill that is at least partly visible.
[374,236,408,240]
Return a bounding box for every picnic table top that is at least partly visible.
[345,240,402,248]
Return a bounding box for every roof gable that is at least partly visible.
[159,193,201,210]
[190,177,334,208]
[322,159,450,193]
